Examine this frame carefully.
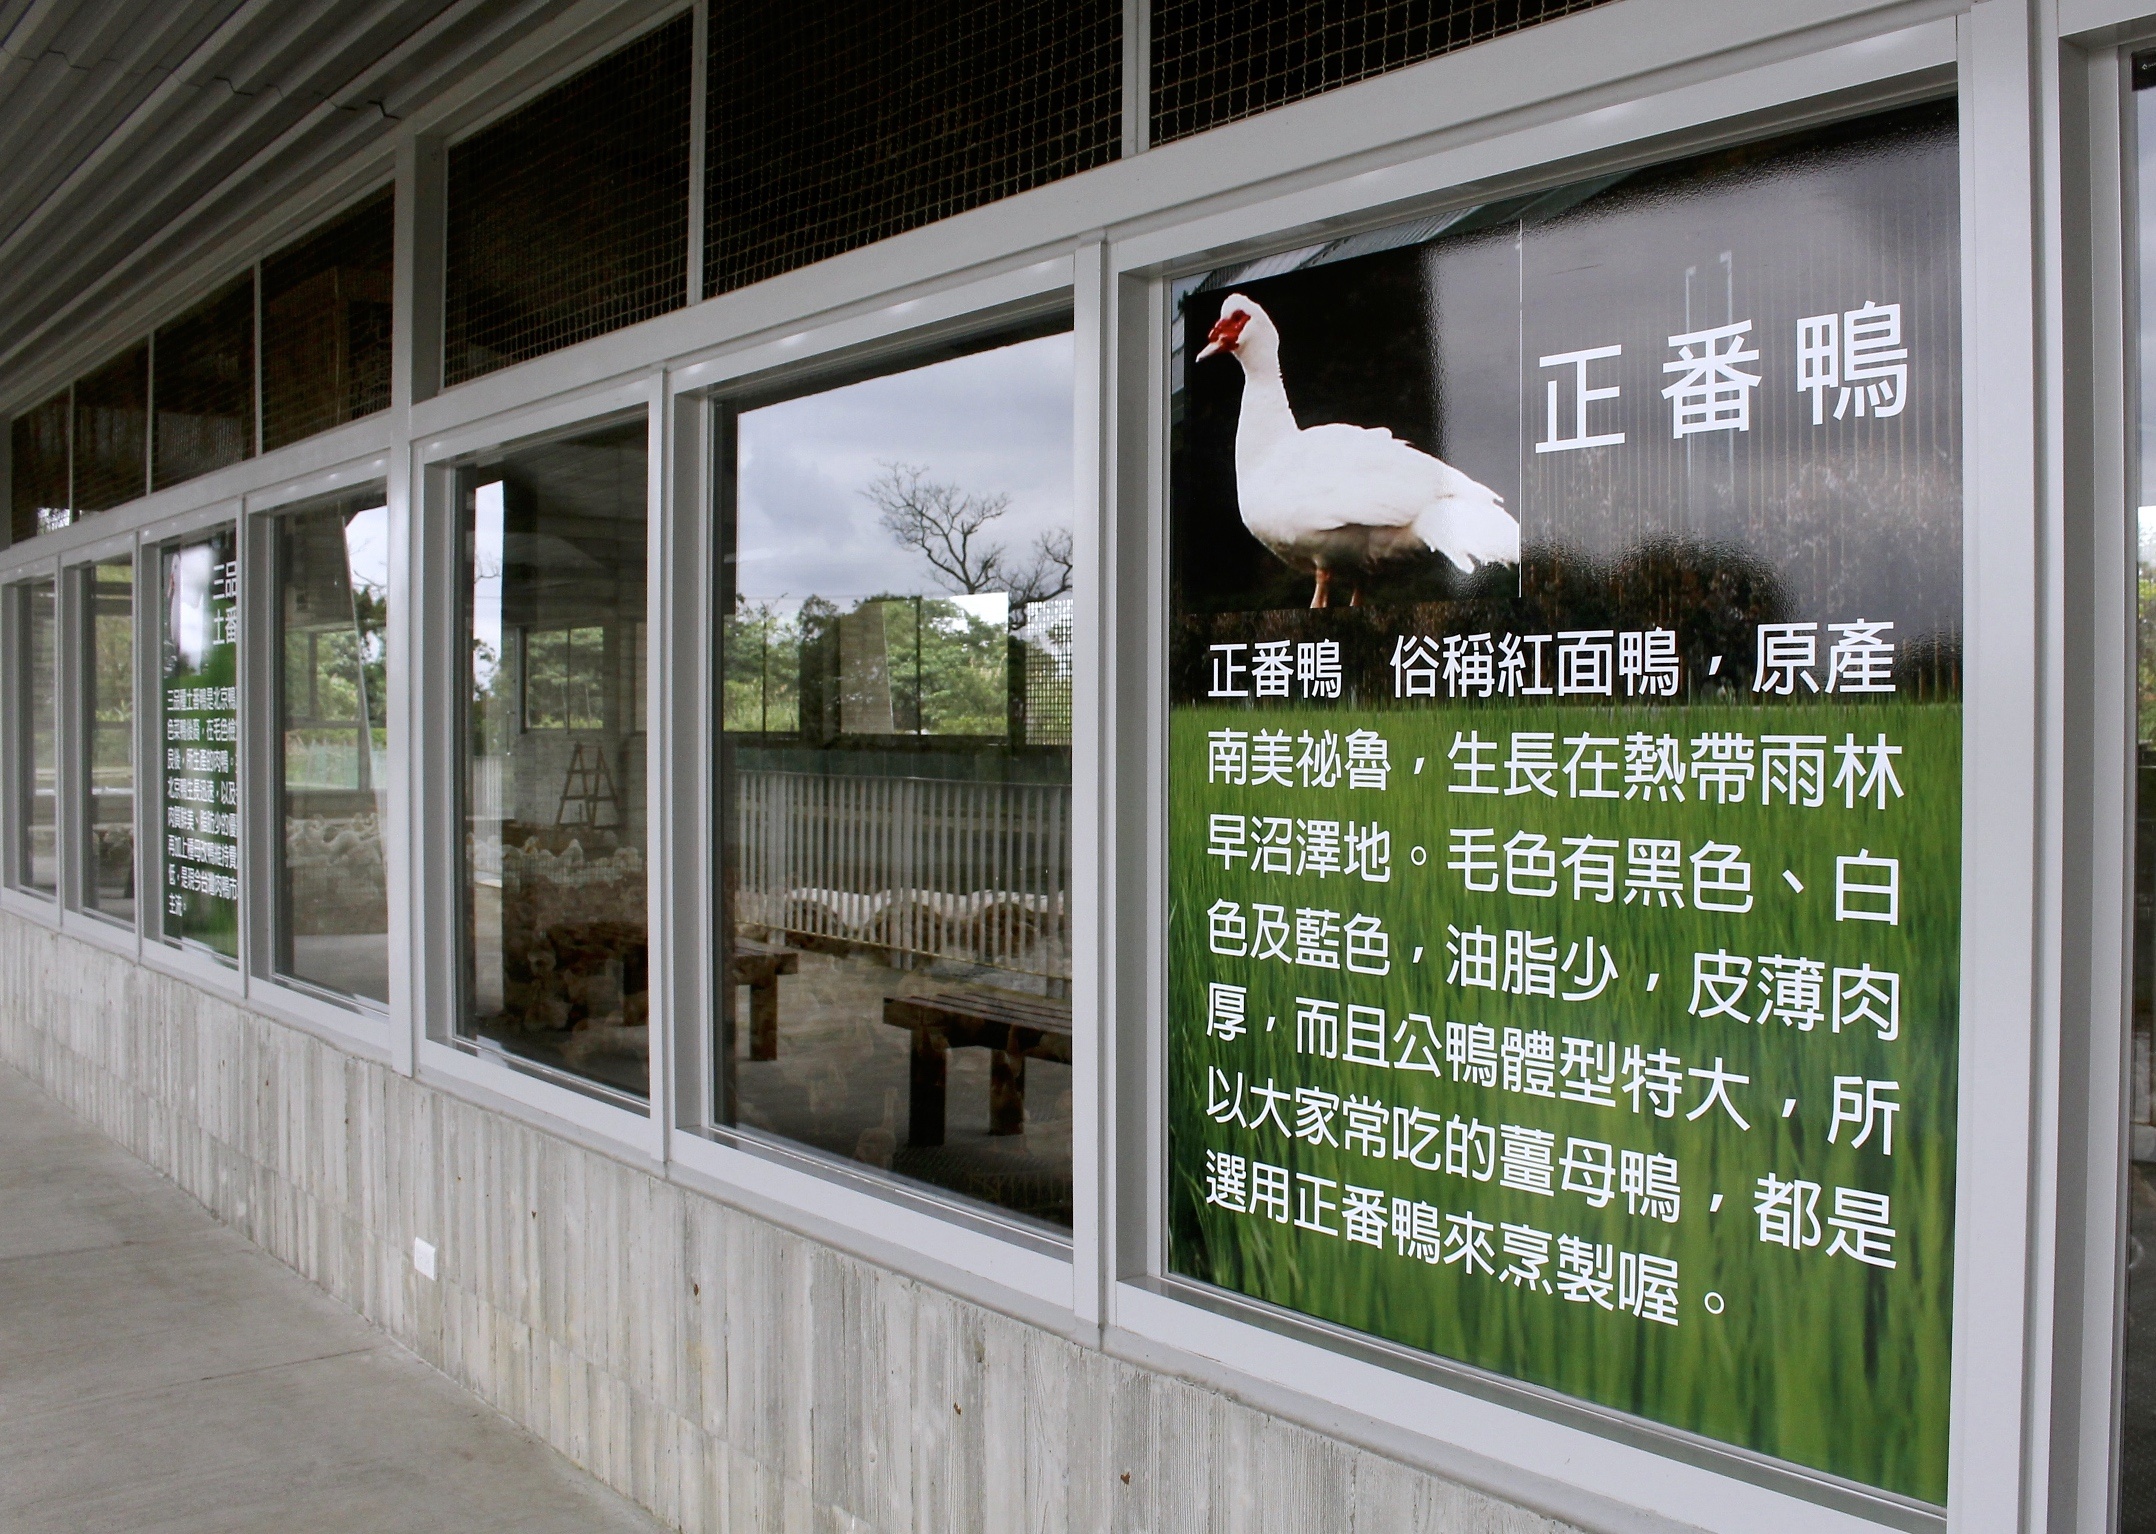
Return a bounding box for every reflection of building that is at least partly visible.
[0,3,2136,1531]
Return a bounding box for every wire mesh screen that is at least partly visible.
[705,1,1121,297]
[153,274,255,492]
[262,187,393,451]
[1150,0,1614,143]
[9,391,69,544]
[1014,596,1072,746]
[444,16,692,386]
[72,344,148,513]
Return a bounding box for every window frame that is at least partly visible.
[0,561,62,915]
[2057,7,2156,1528]
[135,496,248,993]
[1095,15,2039,1534]
[661,255,1090,1315]
[411,375,665,1158]
[241,456,396,1042]
[57,525,145,951]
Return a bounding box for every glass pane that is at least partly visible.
[10,390,70,542]
[152,275,255,492]
[275,492,390,1002]
[443,17,690,385]
[159,528,239,959]
[15,578,57,895]
[2129,51,2156,1532]
[261,188,394,452]
[459,420,648,1099]
[82,557,134,923]
[718,331,1075,1229]
[73,344,148,513]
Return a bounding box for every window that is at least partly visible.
[153,277,255,493]
[157,527,240,960]
[458,419,648,1099]
[10,390,70,543]
[261,188,394,452]
[705,1,1121,297]
[80,556,134,925]
[9,577,58,897]
[274,491,389,1003]
[443,17,691,386]
[72,344,148,513]
[716,328,1076,1228]
[1150,0,1615,145]
[1162,108,1958,1500]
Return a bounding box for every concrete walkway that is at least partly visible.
[0,1066,663,1534]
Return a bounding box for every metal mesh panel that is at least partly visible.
[262,188,394,452]
[72,344,148,513]
[443,16,692,386]
[152,274,255,492]
[1150,0,1614,143]
[705,0,1121,297]
[9,391,69,544]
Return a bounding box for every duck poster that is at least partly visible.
[1165,101,1959,1505]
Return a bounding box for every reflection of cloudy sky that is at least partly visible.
[344,502,390,594]
[734,332,1073,604]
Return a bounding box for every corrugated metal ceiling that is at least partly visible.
[0,0,612,406]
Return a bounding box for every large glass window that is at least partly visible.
[716,329,1075,1229]
[158,527,239,960]
[274,492,389,1003]
[458,420,648,1099]
[10,577,58,896]
[80,556,134,924]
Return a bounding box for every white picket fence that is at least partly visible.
[732,770,1070,983]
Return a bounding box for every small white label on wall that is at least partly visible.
[413,1238,437,1281]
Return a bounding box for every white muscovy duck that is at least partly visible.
[1197,292,1519,608]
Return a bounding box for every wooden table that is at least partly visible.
[881,990,1073,1146]
[729,937,800,1061]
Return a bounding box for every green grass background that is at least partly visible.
[1167,699,1958,1504]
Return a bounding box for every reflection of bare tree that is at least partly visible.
[868,461,1071,608]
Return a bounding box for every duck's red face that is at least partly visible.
[1195,305,1251,361]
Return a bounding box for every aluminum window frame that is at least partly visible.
[1090,13,2057,1533]
[0,560,62,917]
[410,374,666,1163]
[240,454,397,1047]
[55,524,145,957]
[135,495,248,995]
[661,256,1090,1316]
[2051,8,2156,1530]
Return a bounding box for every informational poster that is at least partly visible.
[1167,104,1959,1502]
[161,528,240,958]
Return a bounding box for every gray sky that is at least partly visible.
[733,331,1074,606]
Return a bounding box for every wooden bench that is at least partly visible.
[729,937,800,1061]
[882,990,1072,1147]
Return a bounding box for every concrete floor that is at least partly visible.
[0,1066,663,1534]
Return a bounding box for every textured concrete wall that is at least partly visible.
[0,914,1575,1534]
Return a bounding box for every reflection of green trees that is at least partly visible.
[2141,562,2156,742]
[89,565,133,782]
[875,596,1005,736]
[286,580,389,788]
[523,625,606,730]
[724,601,802,734]
[724,595,1011,738]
